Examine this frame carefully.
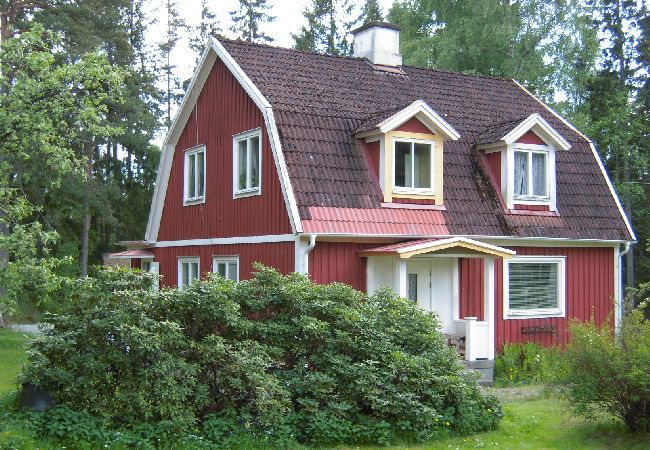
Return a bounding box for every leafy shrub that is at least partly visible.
[21,265,503,446]
[494,342,562,386]
[560,306,650,432]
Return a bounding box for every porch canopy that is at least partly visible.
[107,249,154,259]
[360,237,515,361]
[358,237,515,259]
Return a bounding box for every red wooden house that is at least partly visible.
[119,23,635,363]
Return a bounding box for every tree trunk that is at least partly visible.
[80,143,93,277]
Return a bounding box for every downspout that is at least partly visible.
[616,242,632,333]
[303,234,317,275]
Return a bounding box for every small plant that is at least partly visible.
[493,342,560,386]
[560,305,650,432]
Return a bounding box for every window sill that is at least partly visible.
[183,197,205,206]
[513,197,550,204]
[382,202,446,211]
[233,188,261,199]
[393,188,436,196]
[505,309,564,320]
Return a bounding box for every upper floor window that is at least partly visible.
[393,139,435,193]
[514,148,548,200]
[233,129,261,198]
[184,146,205,205]
[212,256,239,282]
[178,257,200,289]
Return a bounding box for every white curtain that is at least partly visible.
[514,151,528,196]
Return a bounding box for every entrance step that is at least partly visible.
[462,359,494,386]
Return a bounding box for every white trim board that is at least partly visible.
[144,38,302,242]
[153,234,297,248]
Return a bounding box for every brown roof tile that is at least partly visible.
[219,38,632,241]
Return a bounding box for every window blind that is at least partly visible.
[508,262,558,310]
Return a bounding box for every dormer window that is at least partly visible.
[476,113,570,213]
[394,139,434,193]
[514,147,548,200]
[354,100,460,206]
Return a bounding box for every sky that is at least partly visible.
[147,0,397,83]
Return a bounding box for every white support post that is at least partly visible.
[464,317,478,361]
[484,258,495,360]
[150,262,160,292]
[452,257,460,320]
[394,258,407,298]
[366,257,376,295]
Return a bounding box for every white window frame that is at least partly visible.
[212,256,240,282]
[513,145,549,202]
[503,256,566,319]
[505,142,556,210]
[392,138,436,195]
[183,145,206,206]
[178,257,200,289]
[233,128,262,198]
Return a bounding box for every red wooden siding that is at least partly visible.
[516,131,545,145]
[513,204,550,211]
[131,259,141,269]
[308,241,376,291]
[395,117,432,134]
[157,57,292,241]
[357,139,380,181]
[459,247,615,349]
[152,242,294,287]
[484,151,501,186]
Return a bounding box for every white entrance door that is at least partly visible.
[406,258,454,333]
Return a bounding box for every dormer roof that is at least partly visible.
[475,113,571,150]
[355,100,461,140]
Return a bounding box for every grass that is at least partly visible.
[0,329,648,449]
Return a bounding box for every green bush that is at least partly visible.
[560,306,650,432]
[20,265,502,446]
[493,342,562,386]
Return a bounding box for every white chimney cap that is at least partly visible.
[351,22,402,67]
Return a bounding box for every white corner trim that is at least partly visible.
[588,142,636,241]
[153,233,297,248]
[502,113,571,151]
[378,100,461,141]
[144,39,303,242]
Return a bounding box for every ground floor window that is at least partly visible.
[504,256,565,318]
[178,257,200,289]
[212,256,239,282]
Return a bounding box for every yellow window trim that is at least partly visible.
[384,130,445,204]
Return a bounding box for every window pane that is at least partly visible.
[408,273,418,302]
[191,262,199,280]
[514,151,528,196]
[197,151,205,197]
[532,153,546,197]
[413,143,431,189]
[250,136,260,189]
[395,141,412,188]
[227,262,238,281]
[217,262,226,277]
[188,154,196,198]
[182,263,189,287]
[238,140,247,190]
[509,263,558,310]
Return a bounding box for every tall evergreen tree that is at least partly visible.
[230,0,275,43]
[190,0,221,60]
[31,0,162,273]
[293,0,355,55]
[359,0,383,25]
[159,0,185,126]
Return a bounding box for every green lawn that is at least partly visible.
[0,328,648,449]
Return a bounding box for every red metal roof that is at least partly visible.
[108,249,154,259]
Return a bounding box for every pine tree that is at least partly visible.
[190,0,221,60]
[160,0,186,126]
[229,0,275,43]
[293,0,354,55]
[359,0,382,25]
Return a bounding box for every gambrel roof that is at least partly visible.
[146,37,634,242]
